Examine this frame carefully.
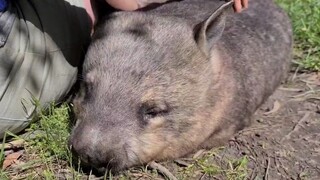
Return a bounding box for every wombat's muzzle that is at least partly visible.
[69,146,124,173]
[68,123,131,172]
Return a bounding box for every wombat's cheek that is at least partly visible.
[101,118,162,166]
[127,134,169,164]
[127,129,187,165]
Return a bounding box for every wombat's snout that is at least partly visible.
[68,122,130,172]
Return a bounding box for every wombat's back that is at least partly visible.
[221,0,292,114]
[147,0,292,116]
[146,0,292,134]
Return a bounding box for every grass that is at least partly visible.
[1,0,319,179]
[24,103,73,179]
[0,133,9,179]
[27,103,71,160]
[1,103,80,179]
[180,150,248,180]
[276,0,320,71]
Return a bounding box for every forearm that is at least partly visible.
[105,0,170,11]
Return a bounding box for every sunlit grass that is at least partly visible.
[276,0,320,71]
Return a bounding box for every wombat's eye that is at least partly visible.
[140,102,169,121]
[145,107,164,118]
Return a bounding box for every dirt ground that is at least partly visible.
[199,71,319,180]
[228,72,320,179]
[231,71,320,180]
[111,71,320,180]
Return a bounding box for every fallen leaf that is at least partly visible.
[2,151,24,169]
[263,100,281,115]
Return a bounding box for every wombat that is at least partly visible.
[69,0,292,172]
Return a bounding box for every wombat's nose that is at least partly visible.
[68,124,101,163]
[69,136,126,172]
[68,124,129,171]
[69,134,106,168]
[68,134,91,164]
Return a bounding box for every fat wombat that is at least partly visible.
[69,0,292,172]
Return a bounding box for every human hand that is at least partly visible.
[233,0,248,13]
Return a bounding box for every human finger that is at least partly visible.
[242,0,248,9]
[234,0,243,13]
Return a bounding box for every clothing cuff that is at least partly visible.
[0,0,7,12]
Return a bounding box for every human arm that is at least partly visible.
[105,0,169,11]
[105,0,248,12]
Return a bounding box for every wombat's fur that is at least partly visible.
[69,0,292,172]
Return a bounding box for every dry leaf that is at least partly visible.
[2,151,24,169]
[263,100,281,115]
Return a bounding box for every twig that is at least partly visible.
[238,125,270,135]
[281,112,311,142]
[299,79,320,86]
[291,66,299,81]
[199,173,206,180]
[307,97,320,101]
[0,139,25,150]
[149,161,178,180]
[193,149,206,159]
[306,82,314,92]
[278,87,303,92]
[264,158,271,180]
[174,159,191,167]
[278,158,289,176]
[249,165,257,180]
[291,90,320,98]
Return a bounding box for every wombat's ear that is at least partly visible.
[194,1,234,56]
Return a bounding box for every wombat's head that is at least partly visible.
[69,2,233,172]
